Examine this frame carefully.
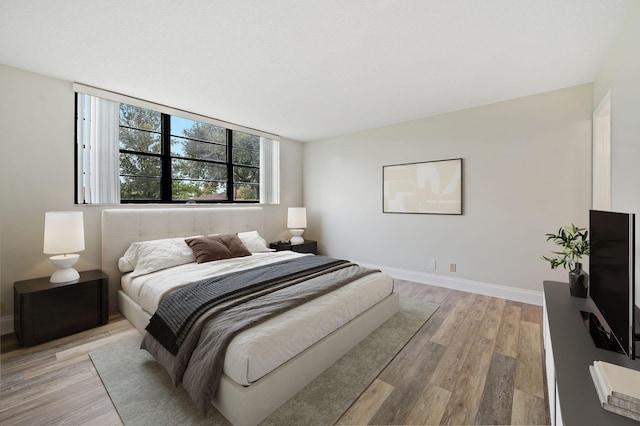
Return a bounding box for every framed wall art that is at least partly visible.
[383,158,463,215]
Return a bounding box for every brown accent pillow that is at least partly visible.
[185,234,252,264]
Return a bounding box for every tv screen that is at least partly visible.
[589,210,636,358]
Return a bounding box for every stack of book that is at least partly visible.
[589,360,640,422]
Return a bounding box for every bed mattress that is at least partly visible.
[121,251,394,385]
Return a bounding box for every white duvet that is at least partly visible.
[122,251,394,385]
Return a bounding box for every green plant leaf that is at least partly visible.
[542,223,590,270]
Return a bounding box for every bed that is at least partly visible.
[101,207,399,426]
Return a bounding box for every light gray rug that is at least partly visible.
[90,296,438,426]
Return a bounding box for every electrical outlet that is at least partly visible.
[427,259,436,270]
[450,263,457,272]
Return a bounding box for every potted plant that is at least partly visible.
[542,224,590,297]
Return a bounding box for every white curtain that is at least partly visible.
[77,94,120,204]
[260,137,280,204]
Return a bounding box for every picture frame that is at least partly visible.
[383,158,463,215]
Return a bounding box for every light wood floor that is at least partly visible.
[338,280,549,425]
[0,280,548,425]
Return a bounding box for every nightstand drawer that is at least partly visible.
[269,240,318,255]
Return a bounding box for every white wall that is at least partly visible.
[0,64,303,320]
[303,84,593,300]
[594,1,640,306]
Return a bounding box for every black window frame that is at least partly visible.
[118,105,260,204]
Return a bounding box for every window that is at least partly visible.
[119,104,162,201]
[118,104,260,203]
[75,85,278,204]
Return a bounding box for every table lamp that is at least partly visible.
[43,211,85,283]
[287,207,307,245]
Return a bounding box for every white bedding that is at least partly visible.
[122,251,394,385]
[122,251,305,314]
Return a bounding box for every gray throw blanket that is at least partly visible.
[146,255,347,355]
[141,257,379,413]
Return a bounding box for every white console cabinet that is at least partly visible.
[543,296,563,426]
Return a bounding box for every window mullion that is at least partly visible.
[227,129,233,201]
[161,114,172,201]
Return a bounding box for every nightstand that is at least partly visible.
[269,240,318,255]
[14,269,108,346]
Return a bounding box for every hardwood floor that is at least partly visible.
[1,280,548,425]
[338,280,549,425]
[0,313,134,425]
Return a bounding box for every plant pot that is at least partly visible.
[569,262,588,298]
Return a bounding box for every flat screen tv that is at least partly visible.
[588,209,637,359]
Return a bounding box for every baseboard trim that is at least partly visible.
[357,261,543,306]
[1,315,14,336]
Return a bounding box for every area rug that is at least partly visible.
[90,296,438,425]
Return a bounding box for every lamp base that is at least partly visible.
[49,254,80,283]
[289,229,305,245]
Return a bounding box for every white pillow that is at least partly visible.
[238,230,274,253]
[118,237,199,276]
[118,257,135,273]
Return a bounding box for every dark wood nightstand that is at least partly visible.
[14,269,108,346]
[269,240,318,255]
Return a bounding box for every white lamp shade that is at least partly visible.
[43,211,85,254]
[287,207,307,229]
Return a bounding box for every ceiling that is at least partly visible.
[0,0,635,142]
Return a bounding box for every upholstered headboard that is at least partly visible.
[101,207,264,311]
